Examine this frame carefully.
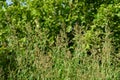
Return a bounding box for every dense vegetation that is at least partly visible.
[0,0,120,79]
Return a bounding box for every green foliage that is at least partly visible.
[0,0,120,79]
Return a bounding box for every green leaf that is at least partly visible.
[66,25,72,33]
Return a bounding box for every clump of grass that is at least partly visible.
[1,23,120,80]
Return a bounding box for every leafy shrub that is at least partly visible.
[0,0,120,79]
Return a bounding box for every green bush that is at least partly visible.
[0,0,120,79]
